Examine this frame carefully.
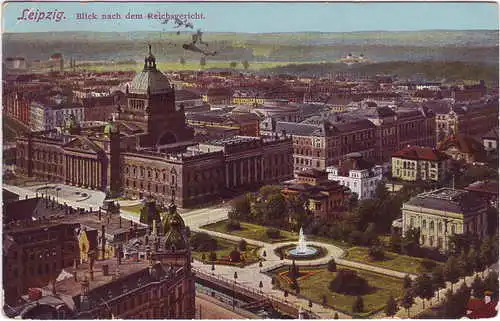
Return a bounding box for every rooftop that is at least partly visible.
[405,187,486,215]
[392,145,449,161]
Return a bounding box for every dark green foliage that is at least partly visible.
[457,250,473,280]
[403,274,412,290]
[484,271,499,294]
[418,259,438,274]
[329,269,369,295]
[431,266,446,300]
[471,275,485,299]
[443,255,460,289]
[414,273,434,308]
[352,296,364,313]
[368,245,385,261]
[226,219,241,231]
[401,228,420,255]
[308,299,313,308]
[389,231,402,253]
[229,61,238,68]
[401,290,415,318]
[266,228,281,239]
[242,60,250,70]
[384,295,398,317]
[190,232,218,251]
[333,312,339,319]
[209,251,217,262]
[238,239,247,251]
[229,194,252,221]
[201,253,206,261]
[327,258,337,272]
[443,283,470,318]
[229,249,241,262]
[179,56,186,65]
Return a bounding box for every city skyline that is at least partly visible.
[3,1,499,33]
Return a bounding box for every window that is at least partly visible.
[451,224,456,234]
[422,220,427,229]
[430,221,434,232]
[429,236,434,247]
[438,222,443,232]
[410,217,414,227]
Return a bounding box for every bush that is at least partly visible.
[226,219,241,231]
[229,249,241,262]
[352,296,364,313]
[419,259,438,274]
[368,245,385,261]
[329,269,369,295]
[266,228,281,239]
[190,232,217,252]
[348,230,364,245]
[201,253,206,261]
[327,259,337,272]
[238,239,247,251]
[209,251,217,262]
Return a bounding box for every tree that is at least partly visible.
[229,249,241,262]
[368,245,385,260]
[327,258,337,272]
[190,232,218,251]
[179,56,186,65]
[401,289,415,318]
[242,60,250,70]
[229,194,252,221]
[201,253,206,261]
[384,296,398,318]
[209,251,217,262]
[401,227,420,255]
[238,239,247,251]
[471,274,485,299]
[431,266,446,301]
[229,61,238,69]
[199,56,206,69]
[308,299,313,308]
[322,295,327,306]
[443,255,460,291]
[389,231,402,253]
[414,273,434,308]
[403,274,412,290]
[352,296,364,313]
[467,247,481,275]
[480,237,492,275]
[329,269,369,295]
[333,312,339,319]
[284,290,289,298]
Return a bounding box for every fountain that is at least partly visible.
[288,227,318,257]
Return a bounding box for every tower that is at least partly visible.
[120,45,193,148]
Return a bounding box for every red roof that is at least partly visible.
[465,181,499,196]
[467,298,498,319]
[392,146,449,161]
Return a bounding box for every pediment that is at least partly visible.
[63,137,102,154]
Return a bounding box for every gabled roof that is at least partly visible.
[392,145,449,161]
[482,127,498,140]
[438,135,485,155]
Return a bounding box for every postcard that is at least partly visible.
[2,1,499,320]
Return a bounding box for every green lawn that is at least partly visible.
[343,247,443,275]
[191,235,261,267]
[272,265,404,317]
[201,220,297,244]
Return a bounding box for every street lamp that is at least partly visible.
[233,271,238,310]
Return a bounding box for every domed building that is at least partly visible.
[118,45,194,148]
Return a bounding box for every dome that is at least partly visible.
[129,45,172,95]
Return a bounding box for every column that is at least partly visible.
[240,160,244,185]
[232,162,237,187]
[254,158,259,183]
[225,165,229,188]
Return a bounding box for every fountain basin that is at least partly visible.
[275,244,326,261]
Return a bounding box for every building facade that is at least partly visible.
[391,145,450,182]
[326,153,384,200]
[16,47,293,208]
[401,188,488,252]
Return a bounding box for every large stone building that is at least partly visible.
[15,47,293,207]
[261,106,436,173]
[401,188,488,252]
[391,145,450,182]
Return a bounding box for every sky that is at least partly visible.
[2,1,499,33]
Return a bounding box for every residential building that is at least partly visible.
[401,188,488,252]
[30,99,85,131]
[482,128,498,155]
[5,202,195,319]
[438,134,486,164]
[282,169,350,220]
[3,215,79,305]
[391,145,450,182]
[326,153,384,200]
